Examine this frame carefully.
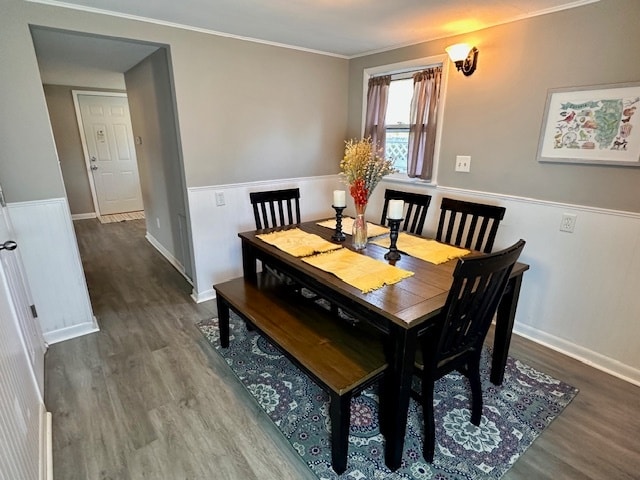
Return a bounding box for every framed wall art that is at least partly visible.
[537,82,640,166]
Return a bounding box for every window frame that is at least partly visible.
[361,54,450,185]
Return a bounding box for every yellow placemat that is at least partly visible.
[303,248,414,293]
[257,228,342,257]
[316,217,389,238]
[371,233,470,265]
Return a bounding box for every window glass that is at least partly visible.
[385,78,413,173]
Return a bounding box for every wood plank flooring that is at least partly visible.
[46,218,640,479]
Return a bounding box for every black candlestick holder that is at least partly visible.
[384,218,402,261]
[331,205,346,242]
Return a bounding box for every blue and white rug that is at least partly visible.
[197,314,578,480]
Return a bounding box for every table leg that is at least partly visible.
[491,273,524,385]
[383,326,418,471]
[242,241,257,282]
[216,295,230,348]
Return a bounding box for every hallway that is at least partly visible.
[45,218,316,479]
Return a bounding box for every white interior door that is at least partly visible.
[0,267,47,480]
[0,187,46,398]
[75,93,144,216]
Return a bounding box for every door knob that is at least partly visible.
[91,165,98,170]
[90,156,97,162]
[0,240,17,251]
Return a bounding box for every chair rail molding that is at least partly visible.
[187,175,342,303]
[372,180,640,386]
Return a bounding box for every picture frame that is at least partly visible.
[537,82,640,166]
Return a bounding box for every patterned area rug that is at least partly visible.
[197,314,578,480]
[98,211,145,224]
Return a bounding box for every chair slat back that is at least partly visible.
[436,198,506,253]
[250,188,301,229]
[434,240,525,367]
[380,189,432,235]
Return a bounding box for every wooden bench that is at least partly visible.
[214,273,388,474]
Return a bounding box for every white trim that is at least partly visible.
[45,411,52,480]
[145,231,193,285]
[71,90,129,218]
[25,0,598,60]
[71,212,97,221]
[39,405,51,480]
[25,0,348,59]
[362,54,449,184]
[187,173,339,193]
[514,324,640,387]
[433,185,640,219]
[378,180,640,220]
[191,288,215,304]
[349,0,600,58]
[43,317,99,345]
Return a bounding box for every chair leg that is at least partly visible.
[468,358,483,426]
[422,374,436,463]
[329,392,351,474]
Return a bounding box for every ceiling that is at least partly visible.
[32,0,596,59]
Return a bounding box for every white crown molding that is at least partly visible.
[25,0,349,59]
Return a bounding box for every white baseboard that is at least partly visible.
[515,323,640,387]
[145,231,193,285]
[71,212,97,220]
[43,316,99,345]
[46,411,52,480]
[191,288,215,304]
[39,405,52,480]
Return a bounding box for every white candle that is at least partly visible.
[388,199,404,220]
[333,190,346,207]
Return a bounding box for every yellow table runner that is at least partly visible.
[256,228,342,257]
[371,233,470,265]
[303,248,414,293]
[316,217,389,238]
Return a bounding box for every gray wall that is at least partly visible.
[0,1,66,202]
[347,0,640,213]
[125,48,192,278]
[0,0,349,205]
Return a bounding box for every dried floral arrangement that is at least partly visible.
[339,137,397,206]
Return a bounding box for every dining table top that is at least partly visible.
[238,219,529,331]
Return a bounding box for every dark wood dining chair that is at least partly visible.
[414,239,526,462]
[380,189,432,235]
[248,187,320,302]
[250,188,301,230]
[436,198,506,253]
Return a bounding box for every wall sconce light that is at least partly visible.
[445,43,479,76]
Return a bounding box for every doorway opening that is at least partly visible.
[31,26,195,287]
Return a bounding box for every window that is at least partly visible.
[363,55,448,183]
[384,78,413,173]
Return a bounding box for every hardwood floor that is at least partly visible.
[46,218,640,479]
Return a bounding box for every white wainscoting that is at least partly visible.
[187,175,343,302]
[188,175,640,385]
[0,265,49,480]
[8,198,98,344]
[371,180,640,385]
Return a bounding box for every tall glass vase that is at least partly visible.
[352,203,368,250]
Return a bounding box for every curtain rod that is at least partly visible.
[370,63,442,81]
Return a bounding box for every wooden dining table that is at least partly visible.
[238,220,529,471]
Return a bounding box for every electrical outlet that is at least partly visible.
[215,191,225,206]
[560,213,577,233]
[455,155,471,172]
